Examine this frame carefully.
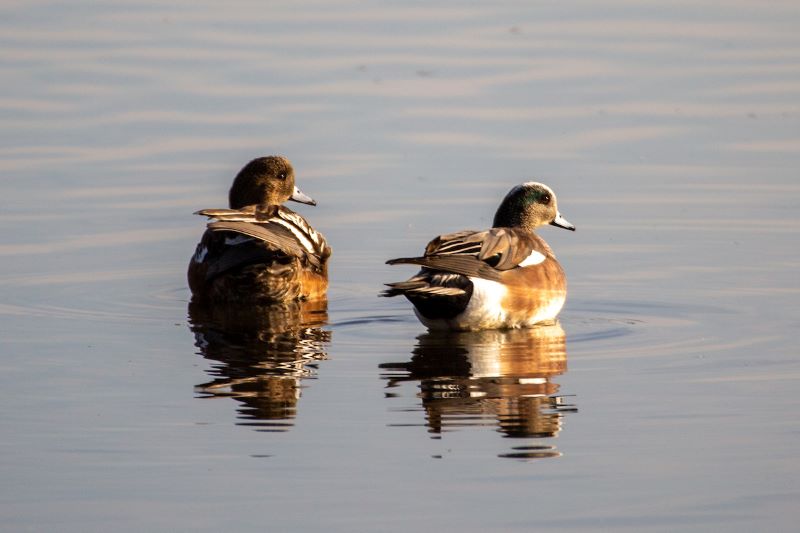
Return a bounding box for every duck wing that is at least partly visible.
[387,227,550,282]
[197,205,330,270]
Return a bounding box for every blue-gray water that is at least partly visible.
[1,1,799,531]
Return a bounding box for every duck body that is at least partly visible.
[383,182,574,331]
[188,156,330,304]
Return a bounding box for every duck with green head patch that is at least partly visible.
[382,182,574,331]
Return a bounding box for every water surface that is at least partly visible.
[1,1,799,531]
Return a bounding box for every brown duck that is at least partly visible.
[188,156,331,304]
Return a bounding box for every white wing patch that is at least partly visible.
[193,245,208,263]
[517,250,546,267]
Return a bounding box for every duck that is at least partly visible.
[382,182,574,331]
[188,156,331,304]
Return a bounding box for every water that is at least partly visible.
[2,1,799,531]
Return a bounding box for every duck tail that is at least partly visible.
[380,279,428,297]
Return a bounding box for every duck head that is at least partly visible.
[228,156,316,209]
[492,182,575,232]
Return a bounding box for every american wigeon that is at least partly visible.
[382,182,574,330]
[188,156,331,303]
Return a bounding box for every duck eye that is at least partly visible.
[278,172,287,180]
[540,193,551,204]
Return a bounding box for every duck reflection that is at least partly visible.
[188,298,330,431]
[381,323,576,459]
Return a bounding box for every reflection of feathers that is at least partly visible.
[189,299,331,426]
[379,325,574,441]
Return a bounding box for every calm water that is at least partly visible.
[2,1,799,531]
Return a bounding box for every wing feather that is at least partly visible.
[386,255,501,282]
[387,227,553,281]
[207,220,321,269]
[197,204,330,270]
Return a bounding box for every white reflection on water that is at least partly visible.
[381,323,576,460]
[190,299,331,432]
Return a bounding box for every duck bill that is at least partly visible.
[289,186,317,206]
[550,212,576,231]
